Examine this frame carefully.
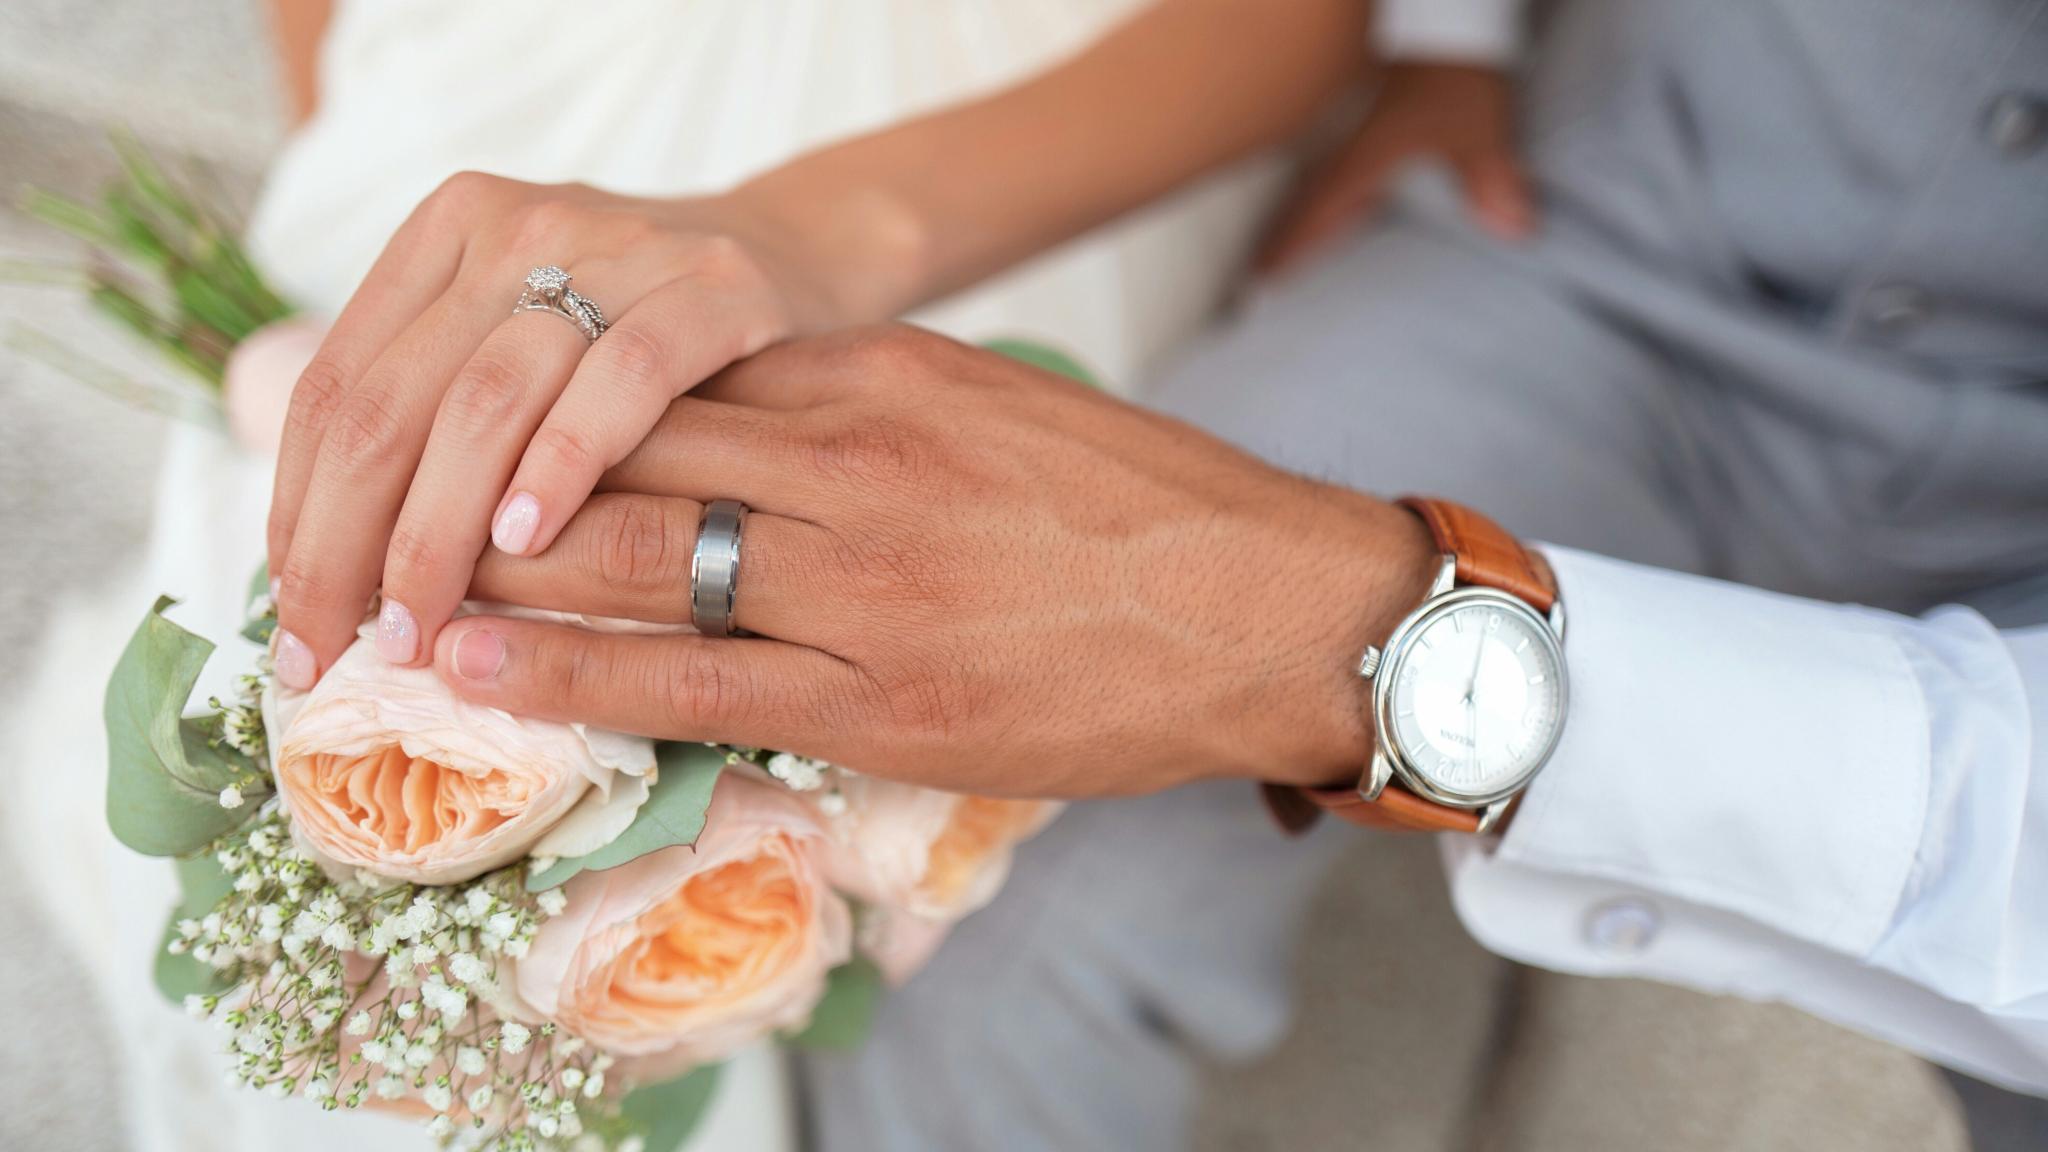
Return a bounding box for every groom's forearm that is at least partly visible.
[731,0,1370,325]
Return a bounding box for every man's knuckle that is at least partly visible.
[843,530,963,611]
[804,413,937,488]
[552,634,607,705]
[875,662,970,739]
[663,643,744,732]
[587,498,677,596]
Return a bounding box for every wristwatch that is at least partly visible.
[1265,497,1568,836]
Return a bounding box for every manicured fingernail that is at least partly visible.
[275,629,317,689]
[376,599,419,663]
[492,491,541,555]
[453,629,506,681]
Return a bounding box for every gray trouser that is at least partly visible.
[799,0,2048,1146]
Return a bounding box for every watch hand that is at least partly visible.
[1465,698,1480,775]
[1465,629,1487,697]
[1464,633,1487,773]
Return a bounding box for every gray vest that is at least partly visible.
[1525,0,2048,610]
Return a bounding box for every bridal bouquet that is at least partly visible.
[106,584,1055,1150]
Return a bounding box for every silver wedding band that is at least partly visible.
[691,499,747,637]
[514,265,608,341]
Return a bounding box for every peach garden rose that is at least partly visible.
[267,626,657,885]
[514,773,853,1078]
[816,773,1057,982]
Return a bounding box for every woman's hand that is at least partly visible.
[1258,62,1533,276]
[267,175,878,688]
[429,325,1438,798]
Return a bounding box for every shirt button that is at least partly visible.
[1584,898,1662,956]
[1861,282,1934,339]
[1983,91,2047,157]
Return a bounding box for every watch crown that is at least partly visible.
[1357,646,1382,678]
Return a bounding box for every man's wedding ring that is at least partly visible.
[691,499,747,638]
[514,265,608,341]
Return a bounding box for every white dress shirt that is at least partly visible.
[1444,548,2048,1095]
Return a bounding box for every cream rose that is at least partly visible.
[818,775,1057,982]
[514,774,852,1078]
[267,630,655,885]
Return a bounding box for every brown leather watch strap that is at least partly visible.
[1266,496,1555,835]
[1397,496,1556,614]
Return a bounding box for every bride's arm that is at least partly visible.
[266,0,1366,695]
[264,0,334,126]
[732,0,1370,321]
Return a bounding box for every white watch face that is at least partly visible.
[1381,595,1565,802]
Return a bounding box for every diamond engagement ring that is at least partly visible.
[514,265,608,341]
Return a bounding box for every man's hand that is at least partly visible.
[1258,62,1533,276]
[431,326,1438,798]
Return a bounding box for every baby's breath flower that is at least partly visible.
[765,751,826,791]
[218,785,245,810]
[536,888,569,917]
[500,1021,532,1055]
[456,1046,486,1077]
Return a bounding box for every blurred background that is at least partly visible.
[0,2,1988,1150]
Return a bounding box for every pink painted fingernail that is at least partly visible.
[453,629,506,681]
[492,491,541,555]
[275,629,317,689]
[376,599,419,663]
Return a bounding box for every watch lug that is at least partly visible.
[1547,598,1567,643]
[1359,752,1392,802]
[1476,799,1511,836]
[1429,555,1458,597]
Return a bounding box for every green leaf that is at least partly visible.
[786,956,882,1050]
[17,186,121,249]
[153,853,234,1004]
[983,338,1101,388]
[104,597,264,856]
[241,561,275,645]
[170,265,262,343]
[110,129,202,232]
[619,1063,723,1152]
[525,743,726,891]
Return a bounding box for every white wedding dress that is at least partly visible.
[1,2,1280,1150]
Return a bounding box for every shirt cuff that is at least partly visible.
[1375,0,1526,63]
[1465,546,1929,959]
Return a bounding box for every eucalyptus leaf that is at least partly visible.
[983,338,1100,388]
[786,956,882,1050]
[153,853,234,1004]
[525,743,725,892]
[105,597,264,856]
[619,1063,723,1152]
